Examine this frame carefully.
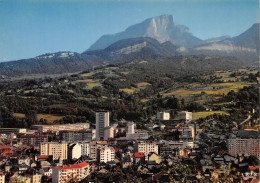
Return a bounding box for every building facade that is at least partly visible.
[31,123,90,133]
[104,126,114,140]
[98,146,115,163]
[52,162,89,183]
[157,112,170,120]
[96,111,110,139]
[178,111,192,122]
[227,138,260,156]
[40,142,68,161]
[59,129,96,142]
[21,134,48,148]
[68,143,82,160]
[134,140,158,157]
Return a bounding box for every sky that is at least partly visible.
[0,0,259,62]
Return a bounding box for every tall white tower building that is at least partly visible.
[127,122,135,134]
[96,111,110,139]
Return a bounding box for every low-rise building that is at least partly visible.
[148,152,162,164]
[98,146,115,163]
[52,162,90,183]
[134,152,145,164]
[0,128,26,134]
[59,129,95,142]
[178,111,192,122]
[180,124,195,140]
[89,141,108,161]
[31,123,90,133]
[134,140,158,157]
[157,112,170,120]
[126,130,149,140]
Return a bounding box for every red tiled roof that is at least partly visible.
[100,141,107,145]
[134,152,144,158]
[249,166,260,171]
[251,179,260,183]
[37,155,50,159]
[57,162,88,170]
[90,141,97,145]
[0,145,11,150]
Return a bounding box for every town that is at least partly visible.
[0,109,259,182]
[0,1,259,182]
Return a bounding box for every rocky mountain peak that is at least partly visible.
[87,14,203,51]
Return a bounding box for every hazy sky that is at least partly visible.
[0,0,259,61]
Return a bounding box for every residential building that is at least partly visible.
[9,173,31,183]
[52,162,89,183]
[104,126,114,140]
[96,111,110,139]
[24,174,42,183]
[134,140,158,157]
[40,142,68,161]
[148,153,162,164]
[79,142,91,157]
[68,143,82,160]
[18,156,30,166]
[0,128,26,134]
[59,129,96,142]
[180,124,195,140]
[0,145,13,157]
[97,146,115,163]
[20,134,48,148]
[134,153,145,164]
[0,172,5,183]
[89,141,108,161]
[126,130,149,140]
[158,140,194,156]
[31,123,90,133]
[227,138,260,156]
[127,122,135,134]
[157,112,170,120]
[178,111,192,122]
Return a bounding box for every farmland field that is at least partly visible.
[120,88,136,94]
[192,111,229,120]
[13,113,63,124]
[37,114,64,123]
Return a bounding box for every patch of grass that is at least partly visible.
[120,88,136,94]
[164,89,199,97]
[193,111,229,120]
[141,99,150,103]
[37,114,63,123]
[136,82,151,88]
[105,67,118,70]
[121,72,129,75]
[76,79,94,83]
[164,82,251,97]
[13,113,26,118]
[81,73,93,77]
[13,113,63,124]
[87,83,102,89]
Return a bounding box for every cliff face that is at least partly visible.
[87,15,204,51]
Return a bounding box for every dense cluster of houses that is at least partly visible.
[0,111,259,182]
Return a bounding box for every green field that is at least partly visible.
[192,111,229,120]
[13,113,63,124]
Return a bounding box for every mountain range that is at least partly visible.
[88,15,203,50]
[0,15,259,77]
